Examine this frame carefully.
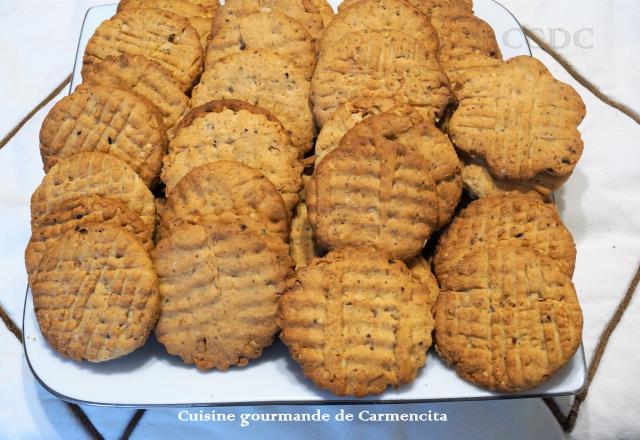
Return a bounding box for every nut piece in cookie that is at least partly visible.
[31,225,160,362]
[280,248,436,396]
[434,244,583,392]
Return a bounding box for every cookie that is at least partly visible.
[116,0,212,50]
[153,224,292,370]
[339,0,472,15]
[161,160,289,242]
[25,195,153,282]
[314,98,405,164]
[279,248,435,396]
[31,225,160,362]
[448,56,586,180]
[39,85,166,187]
[434,194,576,279]
[430,10,502,88]
[82,8,203,92]
[82,54,190,133]
[311,30,450,126]
[183,0,219,16]
[206,10,316,80]
[320,0,439,54]
[192,51,315,154]
[163,100,303,209]
[289,202,324,269]
[307,111,461,259]
[214,0,332,42]
[31,152,156,233]
[434,244,583,392]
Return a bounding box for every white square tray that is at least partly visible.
[23,0,586,407]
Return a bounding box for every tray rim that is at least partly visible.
[23,0,585,408]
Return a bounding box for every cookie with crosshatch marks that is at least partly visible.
[153,224,293,370]
[192,51,315,154]
[434,194,576,279]
[31,225,160,362]
[82,8,203,92]
[82,54,190,133]
[311,30,450,126]
[30,152,156,233]
[279,248,435,396]
[434,244,583,392]
[25,195,153,282]
[163,99,302,209]
[39,85,166,187]
[448,56,586,181]
[307,111,461,260]
[160,160,289,242]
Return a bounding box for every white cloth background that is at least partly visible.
[0,0,638,438]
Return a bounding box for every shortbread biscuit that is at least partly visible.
[434,194,576,279]
[39,85,166,187]
[83,54,190,133]
[82,9,203,91]
[435,244,583,392]
[311,30,450,126]
[31,152,156,232]
[163,100,303,209]
[31,225,160,362]
[320,0,439,54]
[339,0,472,15]
[206,10,316,79]
[307,111,461,259]
[449,56,586,180]
[192,51,314,154]
[153,224,292,370]
[290,202,324,269]
[117,0,212,49]
[280,248,435,396]
[161,161,289,242]
[214,0,332,42]
[25,195,153,282]
[431,10,502,88]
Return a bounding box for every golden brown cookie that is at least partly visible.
[431,10,502,89]
[39,85,166,187]
[161,160,289,242]
[25,195,153,282]
[163,100,303,209]
[434,244,583,392]
[206,10,316,80]
[82,54,190,133]
[116,0,212,50]
[311,30,450,126]
[339,0,472,15]
[448,56,586,180]
[153,224,292,370]
[280,248,435,396]
[31,152,156,233]
[31,225,160,362]
[320,0,439,54]
[289,202,324,269]
[434,194,576,279]
[307,111,461,259]
[214,0,331,42]
[82,9,203,91]
[192,51,315,154]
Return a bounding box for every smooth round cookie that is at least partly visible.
[82,54,190,133]
[161,160,290,242]
[31,152,156,233]
[40,85,166,187]
[153,224,293,370]
[31,225,160,362]
[163,100,303,209]
[206,10,316,79]
[434,194,577,278]
[435,244,583,392]
[192,50,315,154]
[311,30,450,126]
[280,248,435,396]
